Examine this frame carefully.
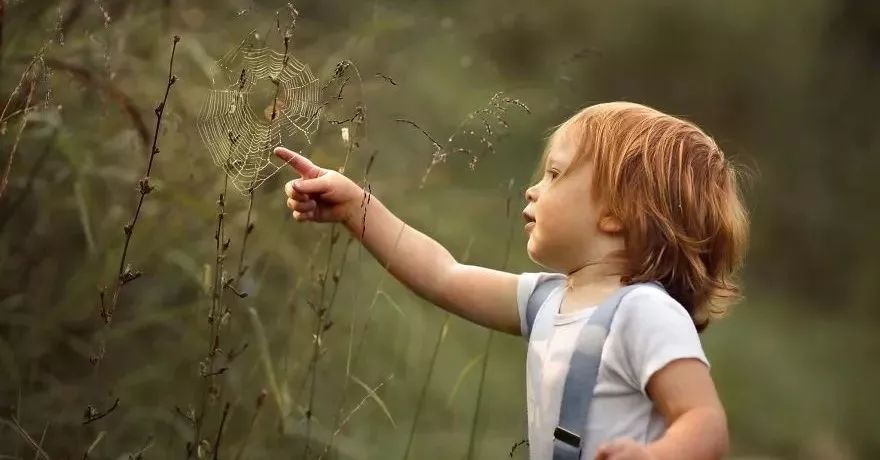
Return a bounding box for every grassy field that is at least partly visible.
[1,0,878,458]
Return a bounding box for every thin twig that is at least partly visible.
[319,159,385,459]
[1,417,50,460]
[191,173,229,459]
[394,118,443,151]
[211,402,231,460]
[236,186,256,280]
[82,430,105,459]
[402,315,449,460]
[303,224,343,458]
[32,421,49,460]
[339,224,404,389]
[1,47,45,122]
[98,35,180,326]
[175,406,196,427]
[465,179,518,460]
[127,435,154,459]
[509,439,529,458]
[0,105,40,124]
[397,92,530,187]
[375,72,397,85]
[332,375,391,437]
[233,390,267,460]
[82,398,120,425]
[0,64,36,202]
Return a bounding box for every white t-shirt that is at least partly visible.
[516,272,709,459]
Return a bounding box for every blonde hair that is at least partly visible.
[543,102,749,331]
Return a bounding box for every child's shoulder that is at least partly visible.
[620,283,691,317]
[613,283,700,337]
[609,283,708,392]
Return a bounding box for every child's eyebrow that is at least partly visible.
[546,157,567,169]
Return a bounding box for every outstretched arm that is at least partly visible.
[276,147,522,334]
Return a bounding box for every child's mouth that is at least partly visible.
[522,211,536,233]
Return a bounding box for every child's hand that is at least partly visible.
[275,147,364,224]
[594,439,656,460]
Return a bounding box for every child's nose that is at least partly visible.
[525,184,538,202]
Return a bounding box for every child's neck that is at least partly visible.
[559,261,624,315]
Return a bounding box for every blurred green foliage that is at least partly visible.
[0,0,878,458]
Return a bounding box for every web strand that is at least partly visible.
[197,36,321,193]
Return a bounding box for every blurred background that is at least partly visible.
[1,0,878,458]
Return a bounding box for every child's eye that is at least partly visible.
[546,169,560,179]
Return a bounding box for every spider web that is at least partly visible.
[196,33,322,193]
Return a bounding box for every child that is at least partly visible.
[275,101,747,460]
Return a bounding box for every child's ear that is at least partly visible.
[598,213,624,234]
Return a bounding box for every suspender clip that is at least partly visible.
[553,426,581,448]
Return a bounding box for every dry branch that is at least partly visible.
[98,35,180,327]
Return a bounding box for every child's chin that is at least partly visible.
[526,241,546,266]
[526,245,563,272]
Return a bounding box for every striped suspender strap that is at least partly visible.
[552,283,663,460]
[524,277,566,339]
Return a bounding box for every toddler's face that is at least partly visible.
[523,128,605,272]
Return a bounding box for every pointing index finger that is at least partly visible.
[274,147,323,179]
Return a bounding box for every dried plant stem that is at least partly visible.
[236,186,256,280]
[397,92,529,188]
[281,229,330,387]
[83,430,106,459]
[465,330,494,460]
[233,390,267,460]
[83,43,180,452]
[0,105,40,125]
[302,224,349,458]
[211,402,231,460]
[1,417,50,460]
[197,177,258,460]
[400,236,474,460]
[0,47,44,122]
[312,155,377,459]
[509,439,529,458]
[332,374,391,437]
[99,35,180,326]
[401,314,449,460]
[465,179,518,460]
[0,70,35,202]
[340,223,404,382]
[33,421,49,460]
[127,436,155,459]
[82,398,120,425]
[191,174,229,459]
